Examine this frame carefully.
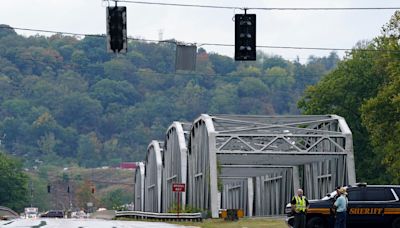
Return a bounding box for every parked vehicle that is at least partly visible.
[71,210,88,219]
[24,207,38,219]
[285,183,400,228]
[40,210,64,218]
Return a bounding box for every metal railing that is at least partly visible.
[115,210,203,222]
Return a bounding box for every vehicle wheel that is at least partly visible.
[307,217,326,228]
[393,217,400,228]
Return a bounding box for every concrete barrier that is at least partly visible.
[89,210,116,220]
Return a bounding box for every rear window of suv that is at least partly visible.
[364,188,395,201]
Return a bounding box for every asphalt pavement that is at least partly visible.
[0,219,194,228]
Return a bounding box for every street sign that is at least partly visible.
[172,183,185,217]
[172,183,185,192]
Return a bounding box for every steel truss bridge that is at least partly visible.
[134,114,355,218]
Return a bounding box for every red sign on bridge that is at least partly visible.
[172,183,185,192]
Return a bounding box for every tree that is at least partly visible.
[55,93,103,133]
[0,151,28,211]
[298,46,387,183]
[0,23,346,168]
[299,11,400,183]
[103,58,136,82]
[238,77,268,97]
[100,189,132,210]
[90,79,140,108]
[0,24,17,38]
[360,11,400,183]
[76,180,97,209]
[77,132,103,167]
[208,53,236,75]
[209,83,238,114]
[175,81,208,120]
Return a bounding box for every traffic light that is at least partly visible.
[175,44,197,71]
[47,185,51,193]
[107,6,127,53]
[67,186,70,193]
[91,187,95,194]
[235,14,256,61]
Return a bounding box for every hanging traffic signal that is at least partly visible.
[107,6,127,53]
[91,187,95,194]
[235,13,256,61]
[175,44,197,71]
[47,185,51,193]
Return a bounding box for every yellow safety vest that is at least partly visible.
[294,196,307,212]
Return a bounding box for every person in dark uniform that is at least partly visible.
[291,188,310,228]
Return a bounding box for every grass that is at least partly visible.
[169,218,287,228]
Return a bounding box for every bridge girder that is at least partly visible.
[162,122,191,212]
[144,140,163,213]
[134,162,145,211]
[187,114,355,218]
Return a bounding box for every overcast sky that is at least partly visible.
[1,0,399,62]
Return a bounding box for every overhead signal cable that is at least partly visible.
[110,0,400,11]
[1,25,399,53]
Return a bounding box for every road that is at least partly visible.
[0,219,193,228]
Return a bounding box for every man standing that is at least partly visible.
[291,188,309,228]
[334,187,348,228]
[329,186,342,228]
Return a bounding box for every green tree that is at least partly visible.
[238,77,268,97]
[0,152,28,211]
[0,23,347,167]
[55,93,103,133]
[77,132,102,167]
[208,53,236,75]
[90,79,140,108]
[299,11,400,183]
[103,58,136,81]
[100,189,132,210]
[0,24,17,38]
[298,47,387,183]
[360,11,400,183]
[209,83,238,114]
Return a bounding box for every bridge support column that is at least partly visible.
[247,177,254,217]
[209,132,219,218]
[346,136,356,185]
[292,166,300,194]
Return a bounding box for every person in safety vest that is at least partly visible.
[291,188,310,228]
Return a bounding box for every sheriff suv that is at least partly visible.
[285,184,400,228]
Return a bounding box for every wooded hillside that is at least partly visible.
[0,25,338,167]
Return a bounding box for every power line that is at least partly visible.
[0,26,104,38]
[2,25,398,53]
[199,42,354,51]
[116,0,238,10]
[112,0,400,11]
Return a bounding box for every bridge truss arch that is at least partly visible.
[144,140,163,213]
[134,162,145,211]
[162,122,191,212]
[187,114,356,218]
[187,114,217,215]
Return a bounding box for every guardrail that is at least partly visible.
[115,211,203,222]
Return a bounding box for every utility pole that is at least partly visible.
[30,178,33,207]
